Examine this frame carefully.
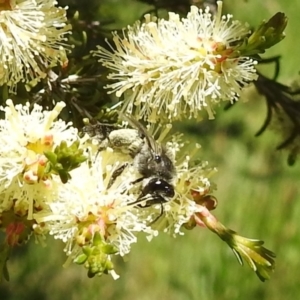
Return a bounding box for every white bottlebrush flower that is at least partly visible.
[94,1,258,122]
[0,100,78,219]
[35,154,152,256]
[0,0,71,90]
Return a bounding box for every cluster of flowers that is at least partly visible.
[0,99,216,278]
[0,0,279,281]
[0,100,274,280]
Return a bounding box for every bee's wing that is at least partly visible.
[119,113,161,154]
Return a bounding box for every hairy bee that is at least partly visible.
[83,115,176,222]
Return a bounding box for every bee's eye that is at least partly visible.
[154,155,161,163]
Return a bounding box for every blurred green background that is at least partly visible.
[1,0,300,299]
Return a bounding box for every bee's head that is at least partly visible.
[139,177,175,205]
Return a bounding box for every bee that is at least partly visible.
[83,115,176,222]
[122,115,176,220]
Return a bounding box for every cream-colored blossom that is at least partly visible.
[0,0,71,90]
[94,1,257,122]
[0,100,78,219]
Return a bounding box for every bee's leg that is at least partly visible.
[148,202,164,225]
[130,177,144,186]
[94,145,106,162]
[130,193,166,225]
[107,163,129,189]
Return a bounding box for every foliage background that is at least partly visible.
[1,0,300,299]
